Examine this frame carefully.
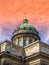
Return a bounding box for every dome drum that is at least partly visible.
[12,32,40,40]
[12,36,40,47]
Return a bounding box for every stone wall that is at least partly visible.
[0,42,6,52]
[39,42,49,55]
[1,57,21,65]
[11,44,23,56]
[25,59,41,65]
[24,41,40,56]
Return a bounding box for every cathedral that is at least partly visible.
[0,18,49,65]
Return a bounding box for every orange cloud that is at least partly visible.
[0,0,49,30]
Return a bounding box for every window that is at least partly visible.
[35,38,37,41]
[24,38,26,46]
[29,38,32,44]
[41,63,47,65]
[3,62,11,65]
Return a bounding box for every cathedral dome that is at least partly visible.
[13,18,38,35]
[12,18,40,47]
[19,19,36,31]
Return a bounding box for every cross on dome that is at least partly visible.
[23,12,28,24]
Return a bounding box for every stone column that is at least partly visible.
[18,37,23,46]
[32,38,35,42]
[16,38,18,45]
[21,37,23,46]
[26,37,29,45]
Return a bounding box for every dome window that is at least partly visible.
[29,38,32,44]
[24,38,27,46]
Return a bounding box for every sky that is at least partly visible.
[0,0,49,44]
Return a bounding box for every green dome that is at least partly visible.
[13,18,37,33]
[13,18,39,39]
[19,19,36,31]
[20,23,35,31]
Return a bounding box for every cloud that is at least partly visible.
[0,28,6,41]
[44,31,49,44]
[0,27,11,42]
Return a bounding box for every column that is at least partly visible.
[16,38,18,45]
[21,37,23,46]
[26,37,29,45]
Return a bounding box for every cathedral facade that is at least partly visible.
[0,18,49,65]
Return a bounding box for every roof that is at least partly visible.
[16,18,36,32]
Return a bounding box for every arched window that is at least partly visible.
[24,38,27,46]
[29,38,32,44]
